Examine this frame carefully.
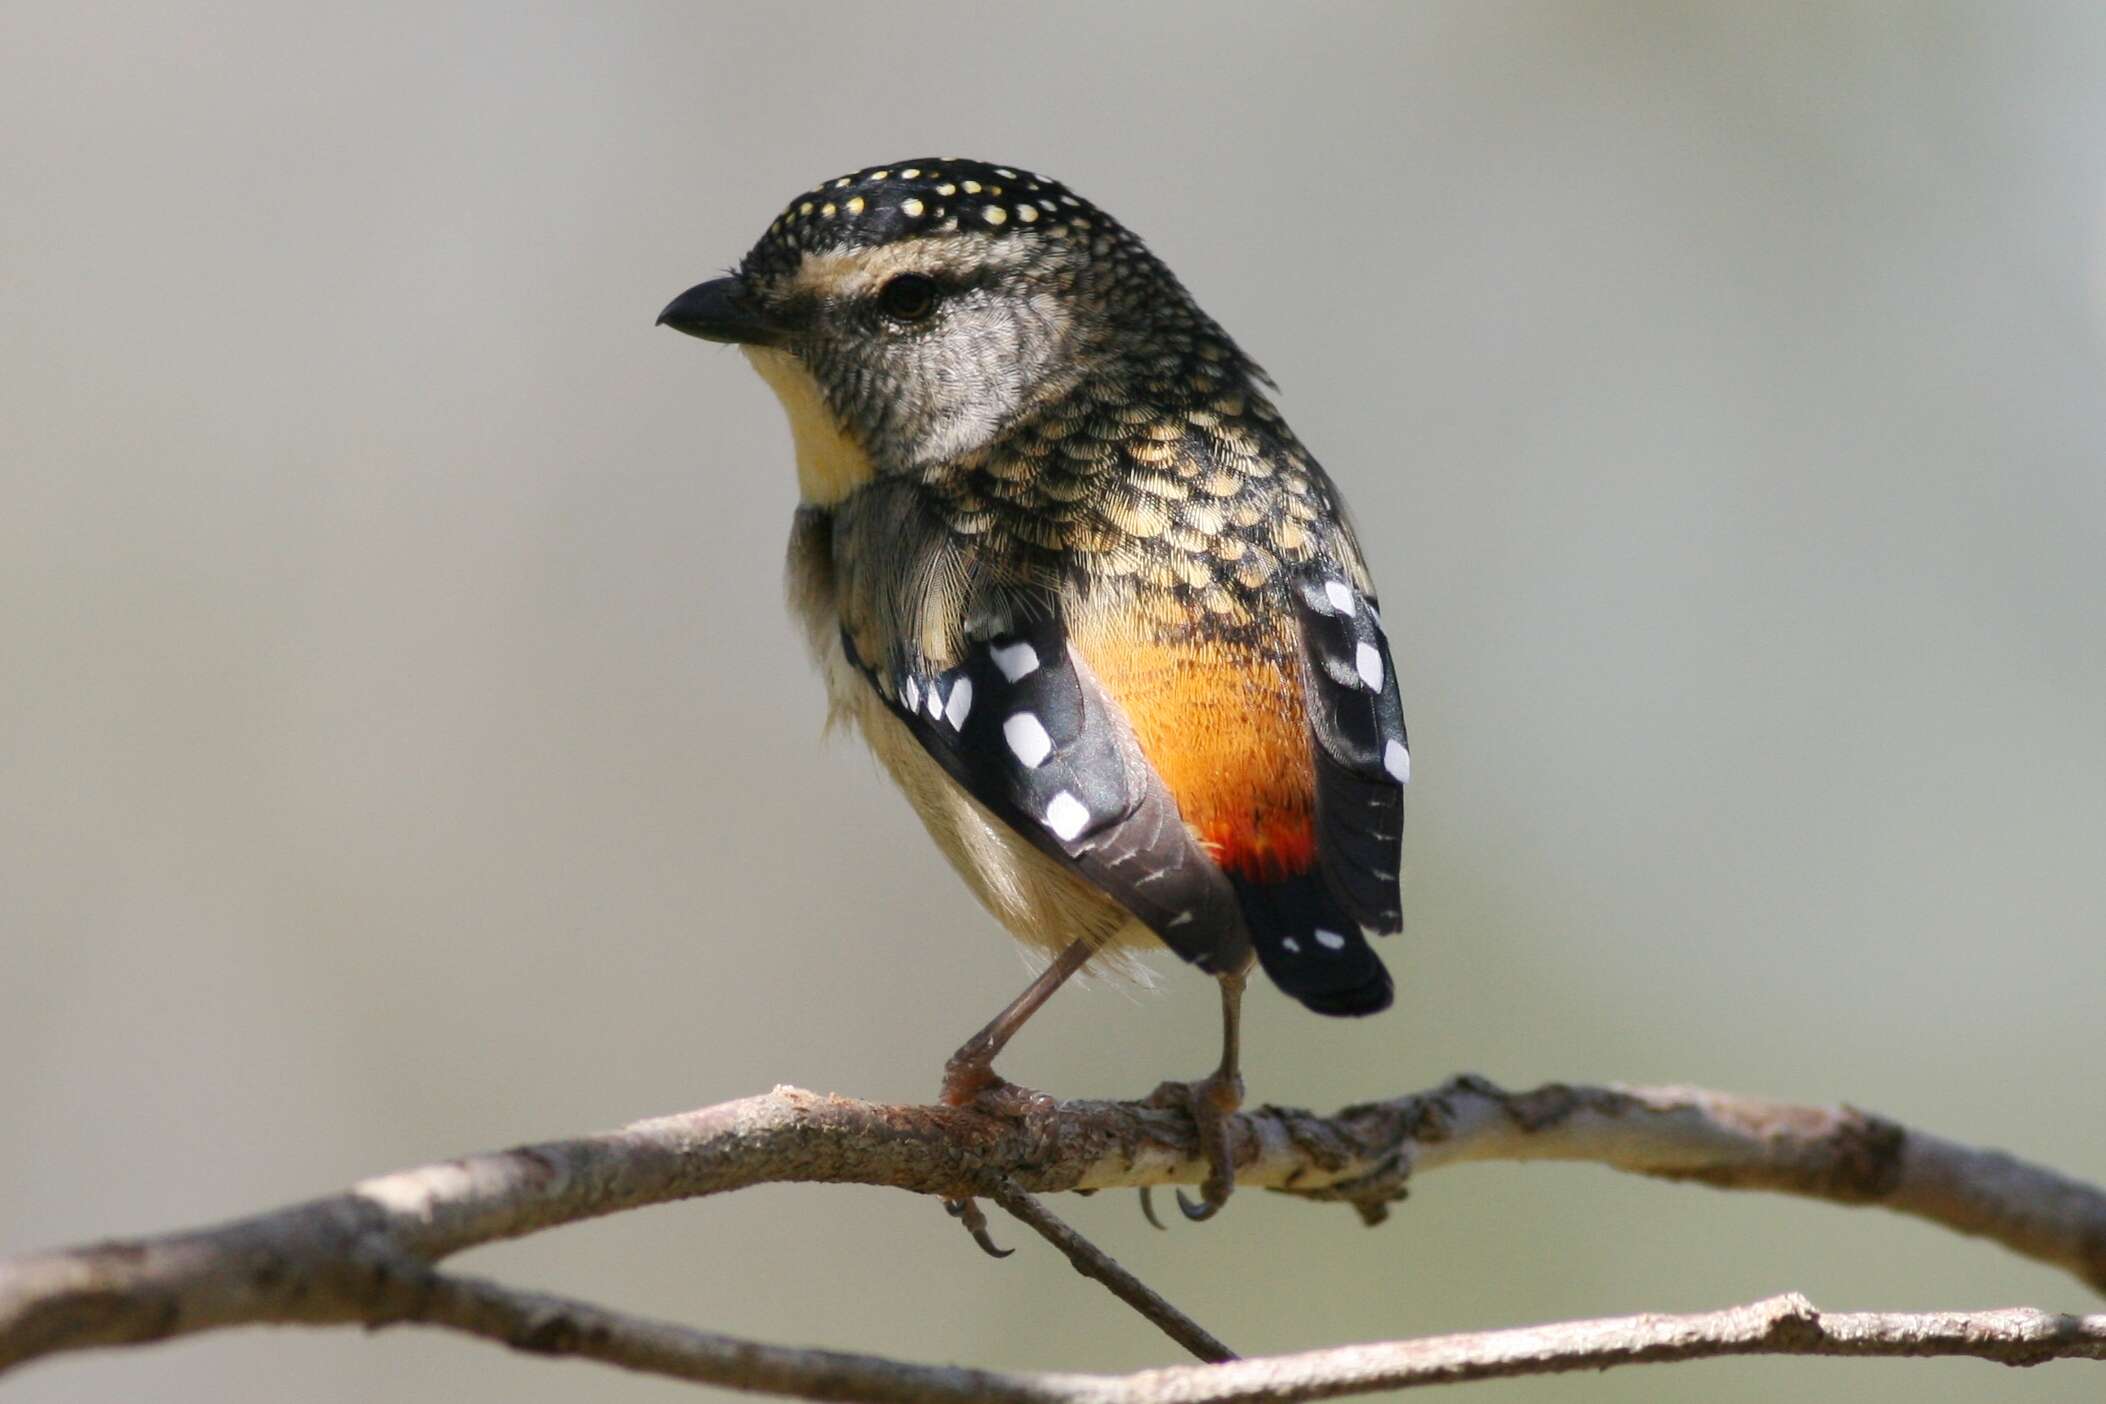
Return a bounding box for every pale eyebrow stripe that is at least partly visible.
[784,237,1030,302]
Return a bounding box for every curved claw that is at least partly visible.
[943,1196,1014,1258]
[1138,1186,1168,1231]
[1176,1188,1224,1222]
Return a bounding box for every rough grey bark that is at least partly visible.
[3,1076,2102,1396]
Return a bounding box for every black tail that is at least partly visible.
[1232,871,1393,1016]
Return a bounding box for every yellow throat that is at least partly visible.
[743,346,877,506]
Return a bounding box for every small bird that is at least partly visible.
[660,159,1408,1228]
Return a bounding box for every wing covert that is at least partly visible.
[1291,566,1409,935]
[839,613,1247,972]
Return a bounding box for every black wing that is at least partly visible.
[840,613,1248,973]
[1291,567,1409,935]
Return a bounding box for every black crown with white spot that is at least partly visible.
[739,158,1139,278]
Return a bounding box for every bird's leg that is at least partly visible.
[939,937,1093,1257]
[939,936,1093,1109]
[1141,964,1249,1226]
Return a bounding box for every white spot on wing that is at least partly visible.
[1384,739,1411,783]
[1314,929,1347,950]
[902,677,920,713]
[1043,790,1089,841]
[926,681,945,720]
[1004,712,1053,767]
[990,641,1040,681]
[1280,937,1301,953]
[1167,910,1194,928]
[1355,642,1384,690]
[1324,580,1357,616]
[945,676,973,729]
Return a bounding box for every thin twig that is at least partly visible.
[989,1181,1237,1364]
[401,1282,2103,1401]
[3,1076,2104,1390]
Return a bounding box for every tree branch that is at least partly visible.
[403,1283,2105,1400]
[3,1076,2102,1394]
[989,1181,1238,1363]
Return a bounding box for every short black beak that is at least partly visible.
[656,277,784,347]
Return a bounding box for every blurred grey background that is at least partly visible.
[4,2,2103,1400]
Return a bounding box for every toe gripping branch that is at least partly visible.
[944,1195,1013,1259]
[1138,1070,1247,1228]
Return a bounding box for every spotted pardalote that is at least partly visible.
[659,158,1408,1223]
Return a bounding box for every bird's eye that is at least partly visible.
[877,273,940,324]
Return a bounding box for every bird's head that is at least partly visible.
[660,159,1237,503]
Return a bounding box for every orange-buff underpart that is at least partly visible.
[1075,628,1317,882]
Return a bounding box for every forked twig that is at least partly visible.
[989,1180,1236,1363]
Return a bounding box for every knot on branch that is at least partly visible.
[1754,1292,1825,1349]
[1826,1108,1907,1201]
